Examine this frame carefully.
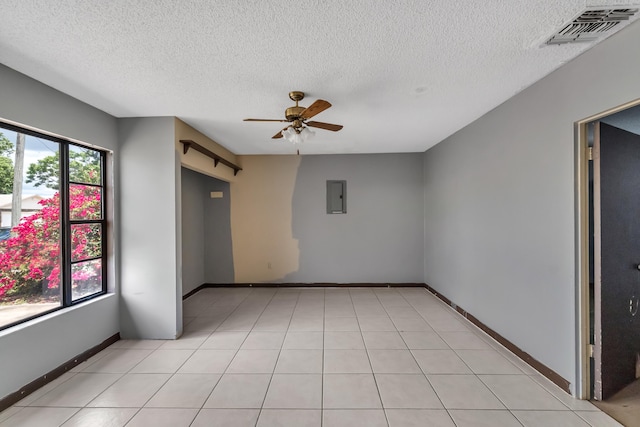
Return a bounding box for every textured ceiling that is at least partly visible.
[0,1,638,154]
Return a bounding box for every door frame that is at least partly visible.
[575,98,640,399]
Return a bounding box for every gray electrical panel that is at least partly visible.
[327,180,347,214]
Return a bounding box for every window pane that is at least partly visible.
[70,184,102,220]
[0,129,62,328]
[69,145,101,185]
[71,223,101,262]
[71,259,102,301]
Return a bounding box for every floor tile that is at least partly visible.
[125,408,198,427]
[241,332,286,349]
[325,306,357,317]
[14,371,78,406]
[87,373,170,407]
[427,375,505,409]
[263,374,322,409]
[0,407,21,423]
[226,349,280,373]
[275,349,323,373]
[257,409,321,426]
[201,331,249,349]
[448,409,522,427]
[438,332,491,349]
[386,409,455,427]
[400,331,449,350]
[324,331,365,349]
[204,374,271,408]
[324,349,372,373]
[70,350,115,372]
[354,305,388,317]
[282,332,324,349]
[109,340,164,350]
[358,316,397,331]
[530,374,599,411]
[61,407,137,426]
[0,407,79,427]
[412,349,472,374]
[158,330,210,350]
[323,409,387,427]
[455,350,523,375]
[30,373,122,407]
[479,375,568,410]
[385,306,421,318]
[190,409,260,427]
[4,288,622,427]
[426,317,471,332]
[392,316,433,332]
[575,410,624,426]
[183,316,224,332]
[362,331,407,349]
[325,317,360,331]
[513,410,591,426]
[252,316,292,331]
[375,374,443,409]
[323,374,382,409]
[145,373,220,408]
[129,349,194,373]
[368,349,421,373]
[80,349,153,373]
[288,316,324,331]
[178,349,236,374]
[217,318,257,331]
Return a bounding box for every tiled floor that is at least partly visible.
[0,287,624,426]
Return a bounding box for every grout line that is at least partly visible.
[351,288,389,427]
[255,288,300,426]
[136,287,255,424]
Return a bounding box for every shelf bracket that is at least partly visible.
[180,139,242,176]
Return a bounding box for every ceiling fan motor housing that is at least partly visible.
[286,106,305,122]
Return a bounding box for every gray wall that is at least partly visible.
[181,168,206,294]
[0,64,119,400]
[285,153,424,283]
[181,167,234,295]
[422,22,640,394]
[203,177,234,284]
[602,104,640,136]
[119,117,181,339]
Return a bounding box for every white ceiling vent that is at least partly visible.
[545,7,639,45]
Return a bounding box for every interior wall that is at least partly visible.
[119,117,181,339]
[230,155,301,283]
[203,177,234,284]
[0,64,119,400]
[181,167,234,295]
[422,22,640,395]
[181,167,206,295]
[286,153,424,283]
[230,153,423,283]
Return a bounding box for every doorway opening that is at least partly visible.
[577,99,640,425]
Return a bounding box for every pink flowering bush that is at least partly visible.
[0,186,101,300]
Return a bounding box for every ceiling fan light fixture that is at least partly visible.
[282,125,314,145]
[301,126,315,140]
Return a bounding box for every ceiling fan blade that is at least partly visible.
[272,126,291,139]
[300,100,331,119]
[306,121,343,131]
[244,118,288,122]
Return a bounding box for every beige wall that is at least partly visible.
[230,155,301,282]
[175,118,240,182]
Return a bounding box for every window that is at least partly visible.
[0,122,107,330]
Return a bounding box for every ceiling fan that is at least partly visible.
[243,91,343,141]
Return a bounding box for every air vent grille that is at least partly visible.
[546,8,639,45]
